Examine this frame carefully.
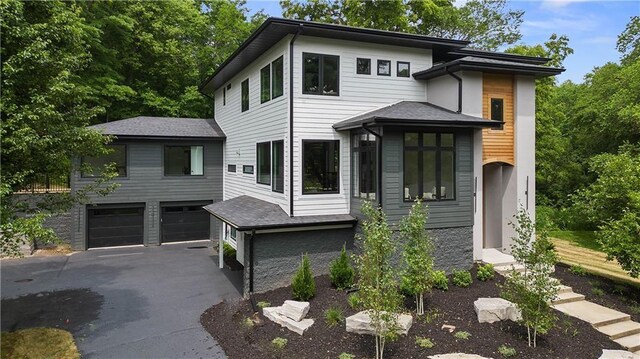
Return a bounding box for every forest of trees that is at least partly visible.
[1,1,637,274]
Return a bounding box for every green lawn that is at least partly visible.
[548,230,601,251]
[1,328,79,359]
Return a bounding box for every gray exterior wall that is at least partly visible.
[70,139,223,250]
[242,227,355,295]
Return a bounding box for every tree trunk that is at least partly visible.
[527,325,531,347]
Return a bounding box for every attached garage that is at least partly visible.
[88,205,145,248]
[161,202,211,243]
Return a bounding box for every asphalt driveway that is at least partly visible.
[1,241,242,359]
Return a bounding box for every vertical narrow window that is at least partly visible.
[490,98,504,121]
[256,142,271,185]
[397,61,410,77]
[351,133,377,200]
[377,60,391,76]
[223,87,226,106]
[272,140,284,193]
[303,53,339,95]
[302,140,339,194]
[357,58,371,75]
[403,133,455,200]
[241,78,249,112]
[272,56,284,99]
[260,65,271,103]
[190,146,204,175]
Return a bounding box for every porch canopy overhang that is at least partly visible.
[204,195,356,231]
[412,56,564,80]
[332,101,502,131]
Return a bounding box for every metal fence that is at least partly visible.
[16,175,71,193]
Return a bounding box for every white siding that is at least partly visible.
[292,36,432,216]
[214,37,291,213]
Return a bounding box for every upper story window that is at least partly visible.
[491,98,504,130]
[303,53,339,96]
[81,144,127,178]
[352,133,377,200]
[397,61,410,77]
[303,140,339,194]
[164,145,203,176]
[356,58,371,75]
[241,78,249,112]
[256,142,271,185]
[403,132,455,201]
[377,60,391,76]
[260,56,284,104]
[223,87,226,106]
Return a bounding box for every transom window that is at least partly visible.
[81,144,127,178]
[403,132,455,201]
[241,78,249,112]
[260,56,284,103]
[303,53,339,96]
[164,145,204,176]
[356,58,371,75]
[352,133,377,200]
[397,61,410,77]
[303,140,339,194]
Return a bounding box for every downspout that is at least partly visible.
[248,229,257,312]
[445,67,462,113]
[200,89,216,117]
[363,124,382,208]
[289,25,303,217]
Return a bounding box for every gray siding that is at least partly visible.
[381,129,474,228]
[70,139,223,250]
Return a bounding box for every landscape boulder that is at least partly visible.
[474,298,521,323]
[263,307,314,335]
[278,300,310,322]
[599,350,640,359]
[345,310,413,336]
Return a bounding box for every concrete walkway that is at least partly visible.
[482,248,640,355]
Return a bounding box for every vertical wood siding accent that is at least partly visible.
[292,36,432,216]
[382,129,474,228]
[214,38,291,213]
[482,73,515,165]
[70,140,222,249]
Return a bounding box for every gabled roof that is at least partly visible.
[413,56,564,80]
[199,17,469,94]
[204,195,356,231]
[89,116,225,139]
[333,101,501,130]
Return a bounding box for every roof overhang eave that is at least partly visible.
[413,62,565,80]
[333,117,503,131]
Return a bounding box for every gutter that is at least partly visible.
[362,124,382,208]
[289,24,303,217]
[445,67,463,113]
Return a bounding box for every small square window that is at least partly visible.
[226,84,231,90]
[227,164,236,172]
[357,58,371,75]
[377,60,391,76]
[243,165,254,174]
[397,61,410,77]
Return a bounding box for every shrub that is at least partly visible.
[291,254,316,301]
[257,301,271,309]
[338,353,355,359]
[223,242,236,258]
[569,264,587,276]
[452,270,472,287]
[453,331,471,340]
[415,337,434,348]
[477,264,495,281]
[324,307,344,327]
[432,270,448,291]
[243,317,254,328]
[592,287,605,296]
[347,292,361,309]
[271,337,287,350]
[330,245,355,290]
[498,345,517,358]
[422,308,442,324]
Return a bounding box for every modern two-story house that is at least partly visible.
[73,18,562,297]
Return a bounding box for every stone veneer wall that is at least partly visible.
[11,194,72,246]
[242,227,355,296]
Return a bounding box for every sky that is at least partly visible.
[244,0,640,83]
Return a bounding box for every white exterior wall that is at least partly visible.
[292,36,432,216]
[214,37,291,213]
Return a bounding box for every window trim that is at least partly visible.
[163,145,205,177]
[356,57,371,75]
[256,142,271,185]
[241,78,249,112]
[397,61,410,77]
[377,59,391,76]
[272,140,284,193]
[351,132,377,200]
[302,139,340,195]
[81,144,128,178]
[402,132,456,202]
[302,52,340,96]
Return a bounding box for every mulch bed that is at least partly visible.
[554,264,640,322]
[201,265,626,358]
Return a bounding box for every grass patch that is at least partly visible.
[1,328,79,359]
[549,230,600,251]
[453,331,471,340]
[498,344,517,358]
[415,337,435,348]
[324,307,344,327]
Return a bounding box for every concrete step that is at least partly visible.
[614,333,640,352]
[552,291,585,305]
[597,320,640,340]
[552,300,631,328]
[481,248,517,267]
[558,285,573,294]
[495,264,525,275]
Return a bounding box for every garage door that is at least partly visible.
[161,204,210,243]
[88,206,144,248]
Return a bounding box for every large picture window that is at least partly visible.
[164,145,204,176]
[352,133,376,200]
[81,145,127,178]
[272,140,284,193]
[303,53,339,96]
[256,142,271,185]
[403,132,455,201]
[303,140,339,194]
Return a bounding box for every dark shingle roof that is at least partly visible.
[333,101,500,130]
[413,56,564,80]
[204,195,356,231]
[89,116,225,139]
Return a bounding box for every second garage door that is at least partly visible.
[161,203,210,243]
